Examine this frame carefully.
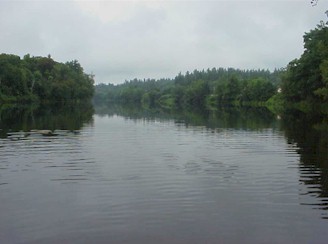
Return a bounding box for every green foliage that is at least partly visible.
[183,80,209,107]
[241,78,276,102]
[314,59,328,101]
[142,89,161,107]
[266,93,285,114]
[158,94,175,109]
[95,68,281,110]
[282,24,328,104]
[0,53,94,103]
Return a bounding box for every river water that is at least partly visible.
[0,105,327,243]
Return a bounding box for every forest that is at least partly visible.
[1,23,327,114]
[94,68,280,109]
[0,54,94,103]
[95,23,328,114]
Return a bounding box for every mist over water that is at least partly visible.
[0,105,327,243]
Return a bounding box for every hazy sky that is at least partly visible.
[1,0,327,84]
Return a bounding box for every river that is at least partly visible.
[0,104,327,243]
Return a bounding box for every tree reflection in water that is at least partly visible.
[96,104,328,219]
[280,110,328,219]
[0,102,94,138]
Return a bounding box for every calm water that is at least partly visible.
[0,105,327,243]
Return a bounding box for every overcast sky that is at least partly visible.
[1,0,327,84]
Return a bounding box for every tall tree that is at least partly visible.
[282,23,328,103]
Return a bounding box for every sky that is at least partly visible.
[1,0,328,84]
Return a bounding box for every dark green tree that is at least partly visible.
[282,23,328,103]
[0,53,94,103]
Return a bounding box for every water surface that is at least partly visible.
[0,105,327,243]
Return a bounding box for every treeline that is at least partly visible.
[94,68,281,109]
[95,23,328,114]
[0,54,94,103]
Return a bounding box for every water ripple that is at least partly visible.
[0,114,327,243]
